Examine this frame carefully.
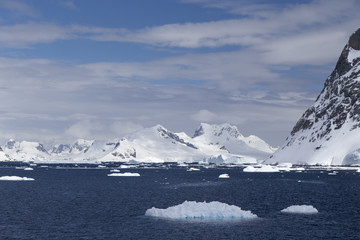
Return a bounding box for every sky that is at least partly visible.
[0,0,359,148]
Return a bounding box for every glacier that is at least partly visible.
[145,201,257,220]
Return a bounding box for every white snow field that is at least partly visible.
[0,176,35,181]
[107,172,140,177]
[145,201,257,220]
[218,174,230,178]
[243,165,280,172]
[281,205,318,214]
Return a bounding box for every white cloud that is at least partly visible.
[110,121,144,136]
[191,109,218,122]
[0,0,38,18]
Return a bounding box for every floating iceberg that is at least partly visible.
[218,174,230,178]
[107,172,140,177]
[243,165,279,172]
[24,167,34,171]
[145,201,257,220]
[187,167,200,171]
[0,176,35,181]
[281,205,318,214]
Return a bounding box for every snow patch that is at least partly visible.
[348,47,360,63]
[0,176,35,181]
[145,201,257,220]
[281,205,318,214]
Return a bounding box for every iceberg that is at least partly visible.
[107,172,140,177]
[243,165,279,172]
[281,205,318,214]
[0,176,35,181]
[145,201,257,220]
[218,174,230,178]
[187,167,200,171]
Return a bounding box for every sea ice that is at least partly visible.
[281,205,318,214]
[24,167,34,171]
[218,174,230,178]
[243,165,279,172]
[0,176,35,181]
[107,172,140,177]
[145,201,257,220]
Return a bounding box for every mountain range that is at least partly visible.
[0,123,276,164]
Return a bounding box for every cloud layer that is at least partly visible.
[0,0,359,147]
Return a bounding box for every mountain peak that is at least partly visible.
[349,28,360,50]
[269,28,360,165]
[193,123,242,138]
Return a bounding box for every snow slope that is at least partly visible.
[268,28,360,165]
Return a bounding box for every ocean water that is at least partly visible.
[0,165,359,239]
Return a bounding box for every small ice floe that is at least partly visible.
[187,167,200,172]
[243,165,279,173]
[97,165,107,168]
[145,201,257,220]
[0,176,35,181]
[281,205,318,214]
[218,174,230,179]
[110,169,120,173]
[23,167,34,171]
[119,165,131,169]
[328,171,338,175]
[277,163,292,171]
[107,172,140,177]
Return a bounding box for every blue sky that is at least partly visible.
[0,0,359,147]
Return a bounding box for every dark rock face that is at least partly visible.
[157,126,198,149]
[51,144,71,154]
[288,28,360,145]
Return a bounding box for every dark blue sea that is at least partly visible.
[0,164,359,240]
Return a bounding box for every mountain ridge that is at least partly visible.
[268,28,360,165]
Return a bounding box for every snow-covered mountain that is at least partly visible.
[191,123,276,160]
[1,123,275,164]
[3,139,50,162]
[268,28,360,165]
